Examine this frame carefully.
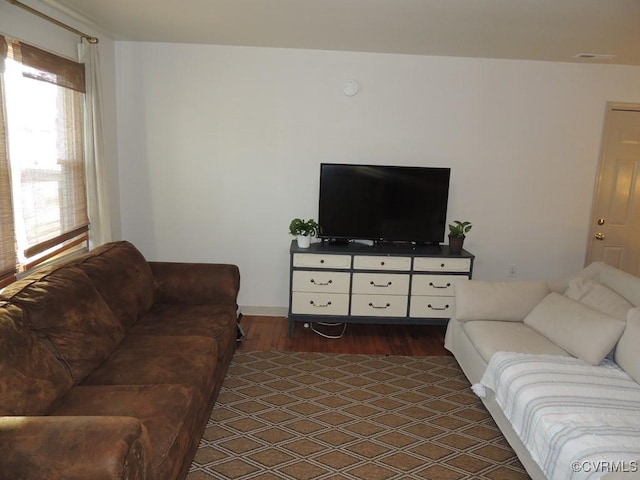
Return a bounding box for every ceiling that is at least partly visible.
[45,0,640,66]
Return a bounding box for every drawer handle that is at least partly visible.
[310,300,332,308]
[429,282,451,289]
[370,281,392,287]
[427,304,449,311]
[380,261,385,266]
[311,279,333,286]
[440,263,445,268]
[369,302,391,309]
[320,259,325,264]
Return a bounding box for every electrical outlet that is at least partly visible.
[508,264,518,278]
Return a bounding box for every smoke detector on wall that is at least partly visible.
[343,80,359,96]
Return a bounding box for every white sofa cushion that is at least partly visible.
[462,320,570,363]
[524,292,626,365]
[454,280,549,322]
[615,307,640,383]
[582,261,640,307]
[565,276,633,320]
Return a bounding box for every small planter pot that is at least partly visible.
[296,235,311,248]
[448,235,465,254]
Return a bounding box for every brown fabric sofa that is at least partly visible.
[0,241,240,480]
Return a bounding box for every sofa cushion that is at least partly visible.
[0,301,73,415]
[131,304,237,368]
[1,267,125,384]
[71,241,155,330]
[462,320,570,363]
[615,308,640,383]
[51,384,199,480]
[524,292,626,365]
[82,335,219,404]
[582,261,640,308]
[455,280,549,322]
[131,304,237,339]
[565,276,633,320]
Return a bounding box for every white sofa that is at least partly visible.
[445,262,640,480]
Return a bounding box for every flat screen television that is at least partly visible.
[318,163,451,244]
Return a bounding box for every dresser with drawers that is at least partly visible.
[288,240,474,336]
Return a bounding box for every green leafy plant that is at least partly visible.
[448,220,472,238]
[289,218,319,237]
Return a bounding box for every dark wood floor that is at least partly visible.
[237,316,452,356]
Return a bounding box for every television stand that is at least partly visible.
[287,240,474,337]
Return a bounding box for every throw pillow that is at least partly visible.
[524,292,626,365]
[615,308,640,383]
[454,280,549,322]
[564,276,632,320]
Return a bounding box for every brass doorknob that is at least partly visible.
[595,232,605,240]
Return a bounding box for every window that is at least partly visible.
[0,36,89,288]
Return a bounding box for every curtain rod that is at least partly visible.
[6,0,99,44]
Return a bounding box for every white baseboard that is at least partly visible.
[239,306,288,317]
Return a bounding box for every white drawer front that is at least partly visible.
[293,253,351,269]
[350,294,408,317]
[291,292,349,315]
[413,257,471,273]
[409,296,454,318]
[292,271,350,293]
[352,273,409,295]
[353,255,411,271]
[411,274,467,296]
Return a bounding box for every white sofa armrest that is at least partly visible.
[454,280,550,322]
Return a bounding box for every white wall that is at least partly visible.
[114,41,640,311]
[0,0,121,239]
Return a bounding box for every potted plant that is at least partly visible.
[448,220,472,254]
[289,218,319,248]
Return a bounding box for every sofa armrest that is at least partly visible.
[454,280,550,322]
[150,262,240,306]
[0,416,151,480]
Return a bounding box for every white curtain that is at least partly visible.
[79,41,112,249]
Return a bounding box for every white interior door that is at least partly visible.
[586,104,640,276]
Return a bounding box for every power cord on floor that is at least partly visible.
[304,321,347,339]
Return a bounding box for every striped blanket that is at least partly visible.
[473,352,640,480]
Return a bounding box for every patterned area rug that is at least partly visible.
[187,351,529,480]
